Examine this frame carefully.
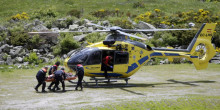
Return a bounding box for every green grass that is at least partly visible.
[0,0,220,22]
[87,96,220,110]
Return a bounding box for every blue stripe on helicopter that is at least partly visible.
[164,53,180,56]
[90,73,123,77]
[138,56,149,65]
[126,63,138,74]
[190,56,198,58]
[150,52,163,57]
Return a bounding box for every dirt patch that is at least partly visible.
[0,64,220,109]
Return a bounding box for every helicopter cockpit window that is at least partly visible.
[87,51,101,65]
[115,51,129,64]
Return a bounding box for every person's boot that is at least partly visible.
[57,87,61,90]
[42,90,47,93]
[52,87,56,92]
[34,87,38,92]
[75,86,78,90]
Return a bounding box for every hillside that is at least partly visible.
[0,0,220,22]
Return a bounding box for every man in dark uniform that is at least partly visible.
[102,56,113,79]
[75,64,84,91]
[52,68,66,92]
[35,66,48,92]
[48,61,60,90]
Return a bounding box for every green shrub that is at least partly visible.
[53,33,80,55]
[24,52,43,64]
[67,9,81,18]
[31,8,57,20]
[85,32,106,43]
[28,34,42,49]
[133,1,145,8]
[8,26,29,46]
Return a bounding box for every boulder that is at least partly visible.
[15,57,23,63]
[1,44,13,53]
[40,57,49,63]
[69,24,79,31]
[136,21,156,29]
[33,19,42,26]
[0,61,5,65]
[32,24,48,31]
[6,55,13,65]
[0,25,7,32]
[102,20,110,27]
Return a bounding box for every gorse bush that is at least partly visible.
[10,12,29,21]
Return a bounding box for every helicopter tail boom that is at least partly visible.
[152,23,217,70]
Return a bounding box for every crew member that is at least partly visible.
[35,66,48,92]
[75,64,84,91]
[103,56,113,78]
[48,61,60,90]
[52,68,66,92]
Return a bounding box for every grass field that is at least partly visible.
[0,63,220,109]
[0,0,220,22]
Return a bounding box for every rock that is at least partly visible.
[32,24,48,31]
[9,49,16,58]
[47,53,55,59]
[6,56,13,65]
[62,54,67,59]
[15,57,23,63]
[210,60,220,64]
[102,20,110,27]
[40,57,49,63]
[0,61,5,65]
[8,66,13,69]
[83,19,91,24]
[23,62,29,66]
[136,21,156,29]
[87,27,93,32]
[158,24,168,29]
[69,24,79,31]
[73,34,86,42]
[33,49,38,53]
[33,19,42,26]
[1,44,13,53]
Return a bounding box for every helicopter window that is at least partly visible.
[115,51,129,64]
[87,51,101,65]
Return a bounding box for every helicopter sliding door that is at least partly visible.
[113,51,129,73]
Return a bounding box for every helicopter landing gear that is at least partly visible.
[90,77,130,87]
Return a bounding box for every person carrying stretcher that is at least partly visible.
[52,67,66,92]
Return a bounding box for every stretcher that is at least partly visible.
[45,73,77,82]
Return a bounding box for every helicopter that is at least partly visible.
[29,22,217,79]
[61,22,217,78]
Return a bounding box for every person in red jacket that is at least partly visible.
[47,61,60,90]
[103,56,113,79]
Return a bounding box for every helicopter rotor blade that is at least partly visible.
[86,23,108,30]
[116,30,147,40]
[122,28,194,32]
[28,31,59,34]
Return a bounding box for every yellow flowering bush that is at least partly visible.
[11,12,29,21]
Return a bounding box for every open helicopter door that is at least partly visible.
[113,51,129,73]
[101,50,115,71]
